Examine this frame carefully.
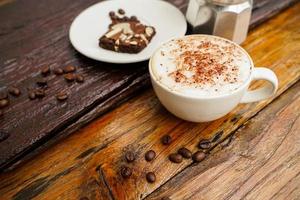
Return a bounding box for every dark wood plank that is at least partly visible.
[0,0,298,172]
[146,80,300,200]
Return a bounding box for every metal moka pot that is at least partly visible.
[186,0,252,44]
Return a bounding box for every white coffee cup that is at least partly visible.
[149,35,278,122]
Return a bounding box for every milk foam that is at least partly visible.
[151,35,252,97]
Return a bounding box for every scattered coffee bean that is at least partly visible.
[36,78,48,87]
[192,151,206,163]
[169,153,183,163]
[145,150,156,161]
[0,99,9,108]
[146,172,156,183]
[198,139,211,149]
[0,130,10,142]
[118,8,125,15]
[53,68,64,75]
[120,166,132,178]
[125,151,135,163]
[0,90,8,100]
[35,89,46,98]
[76,74,84,83]
[178,147,192,159]
[56,91,68,101]
[109,11,115,17]
[8,86,21,97]
[64,73,75,82]
[211,131,223,143]
[161,134,172,145]
[63,65,76,73]
[123,16,129,21]
[161,197,171,200]
[41,66,50,76]
[28,91,36,100]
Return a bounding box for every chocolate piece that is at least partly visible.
[99,10,156,54]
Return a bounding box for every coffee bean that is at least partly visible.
[198,139,211,149]
[178,147,192,159]
[123,16,129,21]
[53,68,64,75]
[41,66,50,76]
[161,135,172,145]
[36,78,48,87]
[63,65,76,73]
[56,91,68,101]
[169,153,183,163]
[0,90,8,100]
[0,99,9,108]
[0,130,9,142]
[109,11,115,17]
[64,73,75,82]
[35,89,46,98]
[28,91,36,100]
[125,151,135,163]
[146,172,156,183]
[118,8,125,15]
[192,151,206,163]
[161,197,171,200]
[120,166,132,178]
[211,131,223,143]
[76,74,84,83]
[145,150,156,161]
[8,86,21,97]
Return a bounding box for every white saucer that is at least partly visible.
[69,0,187,64]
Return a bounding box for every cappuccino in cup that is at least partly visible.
[151,35,252,97]
[149,35,278,122]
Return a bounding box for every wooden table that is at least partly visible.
[1,1,300,200]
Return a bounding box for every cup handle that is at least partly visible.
[240,67,278,103]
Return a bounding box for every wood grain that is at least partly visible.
[146,79,300,200]
[0,0,298,171]
[0,3,299,199]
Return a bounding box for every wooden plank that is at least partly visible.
[0,4,299,199]
[146,80,300,200]
[0,0,297,171]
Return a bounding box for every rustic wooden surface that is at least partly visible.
[0,0,298,171]
[0,3,300,199]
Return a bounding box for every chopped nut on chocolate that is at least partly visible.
[99,10,156,54]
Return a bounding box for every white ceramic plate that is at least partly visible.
[69,0,187,64]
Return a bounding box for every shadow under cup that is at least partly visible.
[148,35,278,122]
